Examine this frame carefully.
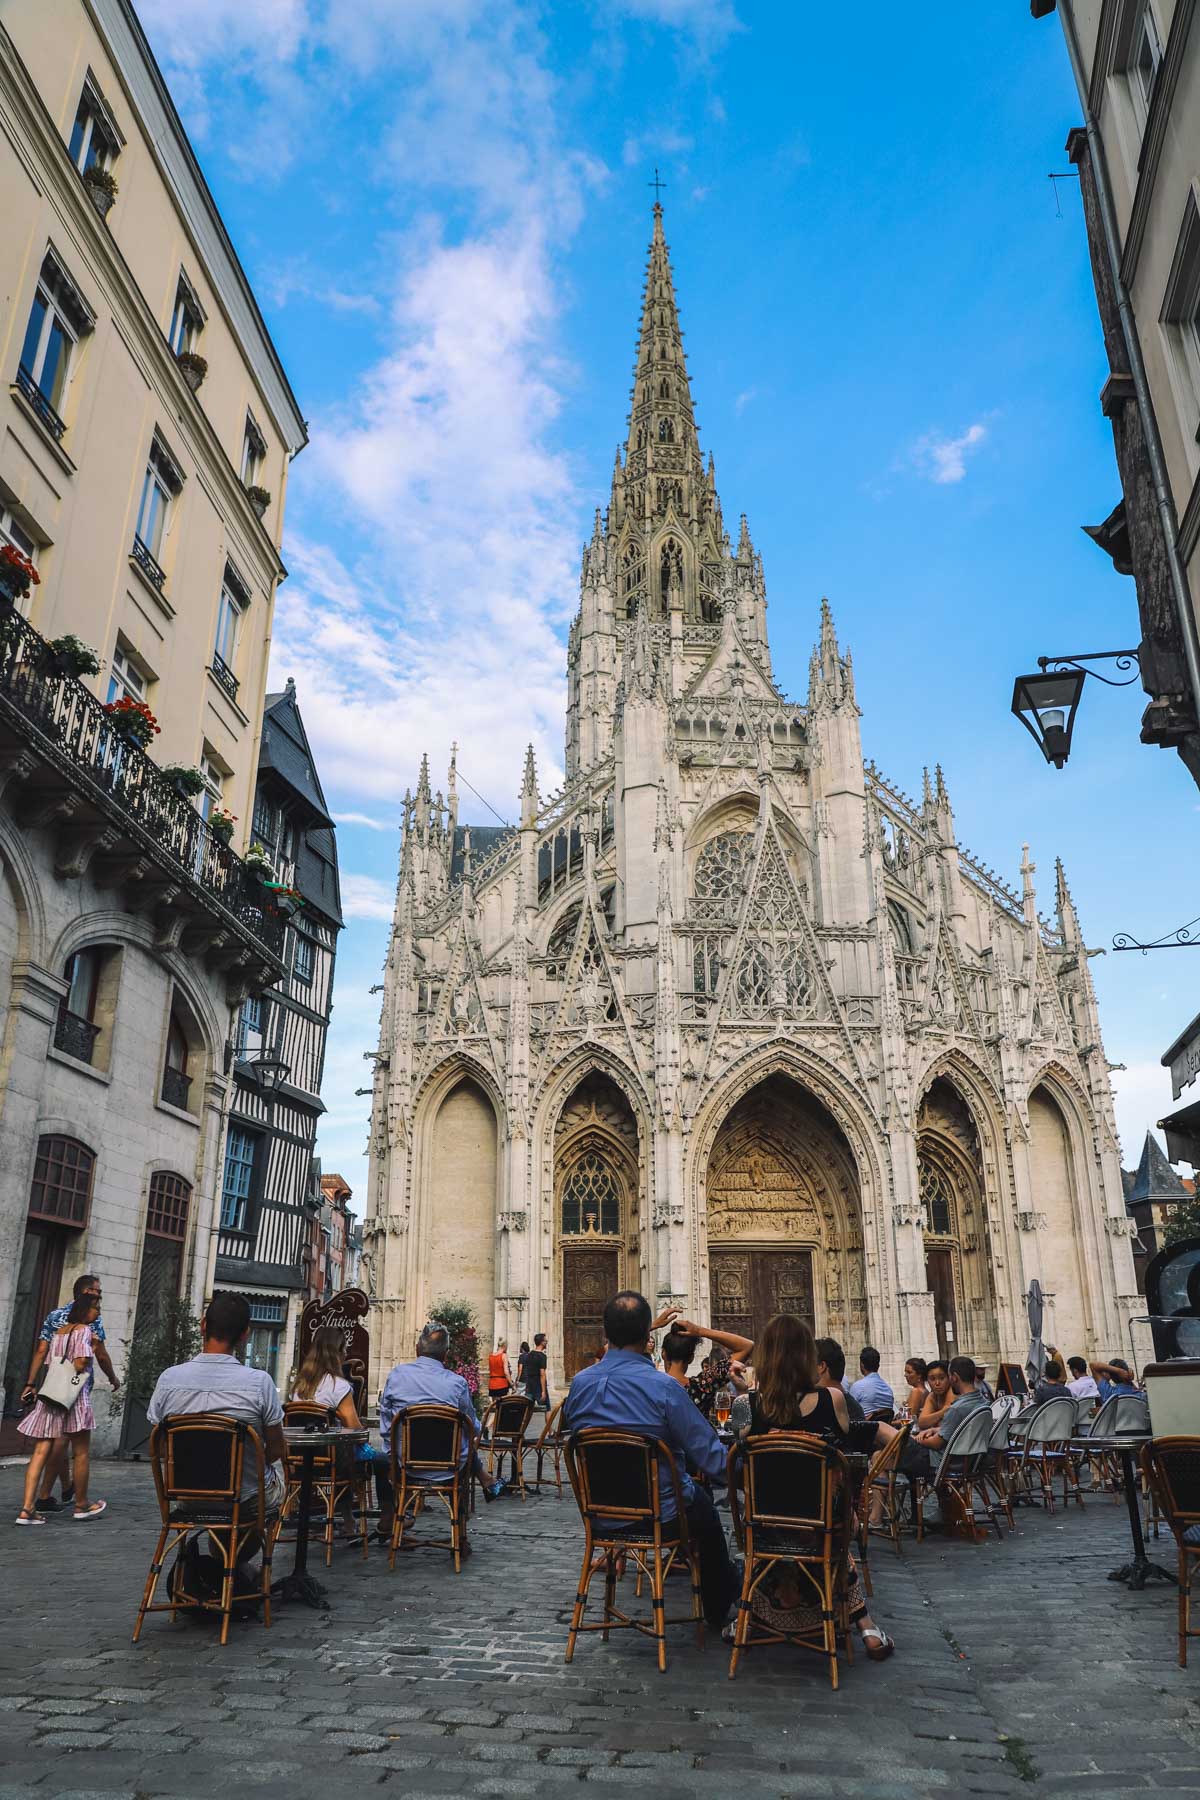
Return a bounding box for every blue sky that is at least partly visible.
[139,0,1198,1211]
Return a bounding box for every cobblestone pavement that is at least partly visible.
[2,1460,1199,1799]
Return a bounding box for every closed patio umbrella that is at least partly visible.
[1025,1278,1046,1390]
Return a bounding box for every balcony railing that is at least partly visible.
[15,365,67,442]
[131,534,167,591]
[53,1005,100,1064]
[161,1064,193,1110]
[210,652,239,702]
[0,598,283,962]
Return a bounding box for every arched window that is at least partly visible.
[887,898,915,956]
[919,1162,953,1236]
[693,829,755,919]
[29,1136,95,1228]
[561,1149,621,1236]
[147,1170,192,1241]
[658,417,674,443]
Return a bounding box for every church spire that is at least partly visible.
[626,204,698,467]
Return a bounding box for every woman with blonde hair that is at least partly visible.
[733,1313,894,1661]
[291,1327,393,1541]
[487,1338,513,1402]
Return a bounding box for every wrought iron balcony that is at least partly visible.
[161,1064,193,1110]
[210,651,239,702]
[15,365,67,442]
[131,534,167,591]
[0,598,284,976]
[53,1005,100,1064]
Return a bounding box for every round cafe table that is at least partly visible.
[275,1424,367,1610]
[1071,1432,1176,1591]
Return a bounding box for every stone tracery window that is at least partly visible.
[919,1162,953,1237]
[692,829,755,920]
[561,1149,621,1236]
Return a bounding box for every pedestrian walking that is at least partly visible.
[19,1272,119,1512]
[524,1332,549,1411]
[487,1338,513,1401]
[516,1341,530,1388]
[15,1298,107,1524]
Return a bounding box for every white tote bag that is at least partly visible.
[39,1352,87,1412]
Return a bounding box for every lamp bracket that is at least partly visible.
[1112,914,1200,953]
[1037,649,1141,689]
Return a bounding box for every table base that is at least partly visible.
[1106,1558,1177,1591]
[272,1569,330,1610]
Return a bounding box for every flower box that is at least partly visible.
[160,764,206,798]
[44,634,100,678]
[0,543,40,600]
[176,351,208,393]
[82,164,117,221]
[103,696,159,748]
[246,485,271,520]
[209,808,237,843]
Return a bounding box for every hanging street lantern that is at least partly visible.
[1010,650,1140,769]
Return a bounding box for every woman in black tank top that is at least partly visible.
[733,1315,895,1661]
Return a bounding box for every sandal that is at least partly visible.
[860,1626,895,1662]
[15,1509,45,1526]
[73,1500,107,1521]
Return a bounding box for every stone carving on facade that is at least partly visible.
[1016,1210,1047,1233]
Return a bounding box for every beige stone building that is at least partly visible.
[0,0,306,1446]
[1032,0,1200,785]
[363,207,1140,1397]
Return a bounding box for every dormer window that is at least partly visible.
[68,76,122,175]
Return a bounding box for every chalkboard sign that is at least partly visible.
[298,1287,370,1408]
[996,1362,1028,1397]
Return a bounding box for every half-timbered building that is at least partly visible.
[216,682,342,1377]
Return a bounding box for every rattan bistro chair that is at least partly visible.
[279,1400,370,1566]
[564,1428,703,1674]
[484,1393,535,1500]
[860,1421,912,1576]
[1141,1437,1200,1666]
[133,1413,279,1647]
[727,1432,856,1689]
[388,1404,470,1571]
[528,1398,567,1498]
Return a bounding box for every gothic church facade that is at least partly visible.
[362,207,1138,1393]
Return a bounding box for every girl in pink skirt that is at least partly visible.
[16,1297,106,1524]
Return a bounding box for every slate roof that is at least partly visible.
[1128,1132,1190,1209]
[259,682,342,928]
[449,824,515,885]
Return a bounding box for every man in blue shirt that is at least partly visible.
[379,1323,503,1504]
[1091,1358,1141,1404]
[849,1346,894,1419]
[563,1290,739,1629]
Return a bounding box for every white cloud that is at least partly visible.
[339,873,396,921]
[622,128,694,169]
[607,0,743,44]
[333,811,395,831]
[734,387,757,415]
[910,421,989,485]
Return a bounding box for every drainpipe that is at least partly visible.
[1052,0,1200,736]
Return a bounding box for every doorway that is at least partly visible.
[562,1247,619,1377]
[926,1248,958,1360]
[709,1249,815,1346]
[2,1224,66,1419]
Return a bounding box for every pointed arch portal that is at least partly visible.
[555,1071,639,1376]
[704,1074,865,1348]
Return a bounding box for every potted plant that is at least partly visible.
[209,806,237,843]
[0,543,40,602]
[44,633,101,678]
[176,350,208,393]
[265,881,305,919]
[82,164,118,221]
[246,484,271,520]
[243,841,274,877]
[160,763,206,799]
[103,695,159,748]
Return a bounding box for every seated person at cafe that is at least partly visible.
[1032,1359,1069,1406]
[658,1312,753,1418]
[816,1337,865,1423]
[902,1356,929,1420]
[292,1326,394,1542]
[916,1360,953,1431]
[733,1314,894,1660]
[379,1323,504,1506]
[1090,1358,1141,1403]
[849,1346,894,1418]
[146,1291,286,1581]
[563,1290,740,1630]
[873,1355,988,1492]
[1066,1356,1100,1401]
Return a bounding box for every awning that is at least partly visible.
[1158,1097,1200,1167]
